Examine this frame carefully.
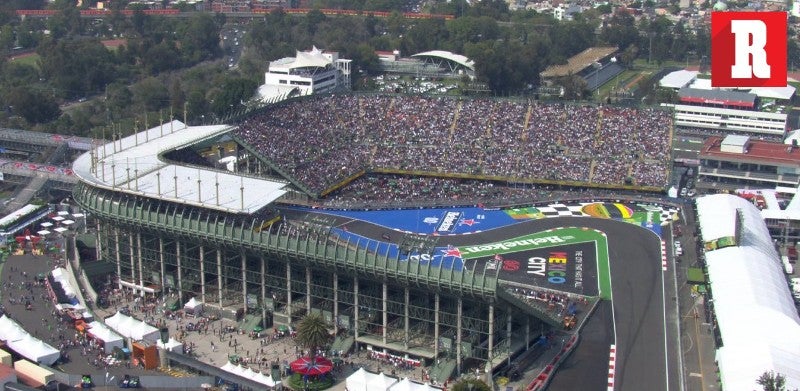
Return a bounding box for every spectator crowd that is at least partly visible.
[235,95,673,195]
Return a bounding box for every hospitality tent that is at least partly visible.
[86,321,124,353]
[51,267,77,303]
[696,194,800,390]
[184,297,203,315]
[369,372,399,390]
[389,378,442,391]
[103,312,159,342]
[346,367,369,391]
[0,316,60,366]
[156,338,184,353]
[220,362,281,389]
[347,368,398,391]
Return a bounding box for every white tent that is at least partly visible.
[0,316,27,342]
[103,312,160,342]
[696,194,800,390]
[87,321,124,353]
[0,315,60,365]
[219,362,281,389]
[346,367,370,391]
[368,372,399,390]
[347,368,398,391]
[184,297,203,315]
[389,378,442,391]
[156,338,184,353]
[253,371,280,388]
[51,267,77,302]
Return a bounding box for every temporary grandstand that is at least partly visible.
[539,47,621,91]
[695,194,800,391]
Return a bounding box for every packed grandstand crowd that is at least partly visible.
[234,95,673,195]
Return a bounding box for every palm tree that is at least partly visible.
[295,313,331,354]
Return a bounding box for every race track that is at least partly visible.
[281,207,678,391]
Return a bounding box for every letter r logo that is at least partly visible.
[711,12,787,87]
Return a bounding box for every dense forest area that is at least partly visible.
[0,0,751,137]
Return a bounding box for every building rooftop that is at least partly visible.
[678,87,757,109]
[701,136,800,166]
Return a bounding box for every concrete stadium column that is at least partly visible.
[382,283,388,344]
[488,304,494,370]
[128,234,136,287]
[199,246,206,304]
[404,288,409,350]
[354,276,359,352]
[241,251,248,312]
[506,313,512,366]
[286,263,292,322]
[456,298,463,375]
[306,266,312,314]
[434,293,440,360]
[158,238,165,294]
[136,233,144,297]
[115,229,122,290]
[95,221,102,261]
[217,249,223,309]
[176,241,183,304]
[333,273,339,337]
[72,234,80,269]
[261,256,267,328]
[525,317,531,350]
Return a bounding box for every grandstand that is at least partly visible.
[234,94,673,198]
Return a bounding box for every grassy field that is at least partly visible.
[10,53,40,69]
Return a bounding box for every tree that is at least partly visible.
[4,87,61,124]
[451,379,491,391]
[209,77,258,117]
[295,313,331,353]
[757,371,787,391]
[131,77,169,112]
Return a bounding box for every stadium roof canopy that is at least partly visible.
[659,70,698,89]
[72,120,287,214]
[270,46,333,70]
[695,194,800,391]
[678,87,757,109]
[411,50,475,71]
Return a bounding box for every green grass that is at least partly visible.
[286,373,334,390]
[10,53,40,69]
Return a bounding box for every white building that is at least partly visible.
[670,104,787,137]
[258,46,352,102]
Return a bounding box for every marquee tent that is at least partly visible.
[388,378,442,391]
[346,368,399,391]
[0,316,59,365]
[184,297,203,315]
[86,321,124,353]
[696,194,800,390]
[51,267,77,303]
[220,362,281,389]
[103,312,160,342]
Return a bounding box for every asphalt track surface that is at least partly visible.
[283,207,677,391]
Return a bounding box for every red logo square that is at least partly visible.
[711,11,787,87]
